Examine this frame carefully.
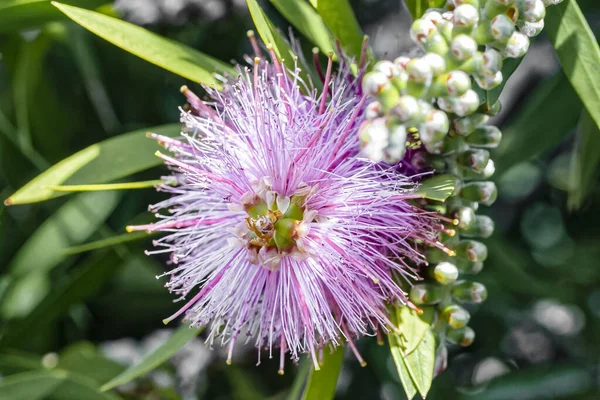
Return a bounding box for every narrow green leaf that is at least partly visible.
[415,174,456,201]
[302,348,344,400]
[52,2,235,86]
[6,191,120,278]
[63,231,150,255]
[47,180,162,192]
[546,0,600,132]
[58,342,126,385]
[246,0,297,73]
[0,352,43,375]
[568,110,600,210]
[0,370,65,400]
[100,323,203,391]
[394,306,434,356]
[0,0,105,33]
[389,332,418,400]
[309,0,365,60]
[269,0,336,56]
[402,329,435,398]
[493,72,580,176]
[5,124,179,205]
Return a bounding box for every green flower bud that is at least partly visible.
[460,181,498,205]
[452,89,480,117]
[434,262,459,285]
[426,247,450,264]
[452,281,488,303]
[391,69,409,93]
[406,58,433,83]
[451,34,478,61]
[482,48,504,75]
[410,19,437,45]
[455,240,488,262]
[455,257,484,274]
[373,60,400,79]
[475,14,515,44]
[482,159,496,178]
[518,0,546,22]
[385,124,408,163]
[455,206,476,230]
[475,71,503,90]
[410,284,443,305]
[452,0,481,6]
[454,113,489,136]
[446,326,476,347]
[481,99,502,116]
[423,53,447,76]
[503,32,530,58]
[436,19,454,43]
[392,96,420,122]
[457,149,491,172]
[518,19,545,37]
[420,109,450,145]
[362,71,390,96]
[365,101,382,119]
[461,215,495,238]
[466,125,502,148]
[442,304,471,328]
[492,0,516,5]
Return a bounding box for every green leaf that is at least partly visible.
[568,110,600,210]
[5,124,179,205]
[302,348,344,400]
[57,342,125,385]
[63,231,150,255]
[100,323,203,391]
[415,174,456,201]
[0,370,119,400]
[389,332,418,400]
[0,0,105,33]
[493,72,580,176]
[394,306,434,356]
[404,1,446,20]
[6,191,120,278]
[246,0,297,73]
[486,57,522,107]
[402,329,435,398]
[0,352,43,375]
[269,0,336,56]
[52,2,235,87]
[309,0,365,60]
[546,0,600,133]
[48,180,162,192]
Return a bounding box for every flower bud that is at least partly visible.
[446,326,476,347]
[406,58,433,83]
[451,34,478,61]
[434,262,459,285]
[392,96,420,122]
[359,118,388,162]
[455,240,488,262]
[421,109,450,144]
[504,32,530,58]
[393,56,411,69]
[542,0,563,5]
[457,149,491,172]
[519,0,546,22]
[466,125,502,148]
[455,257,484,274]
[475,71,503,90]
[362,71,390,96]
[453,113,489,136]
[460,181,498,205]
[518,19,545,37]
[365,101,382,119]
[410,19,437,45]
[391,69,409,93]
[442,304,471,328]
[422,10,443,25]
[461,215,495,238]
[482,48,504,75]
[373,60,400,79]
[454,4,480,28]
[475,14,515,44]
[422,53,447,76]
[482,159,496,178]
[482,100,502,116]
[409,284,443,305]
[452,90,480,117]
[447,71,472,97]
[452,281,488,303]
[385,124,408,163]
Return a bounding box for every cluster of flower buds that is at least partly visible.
[359,0,564,363]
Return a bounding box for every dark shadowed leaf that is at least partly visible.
[568,110,600,210]
[52,3,235,87]
[5,124,179,205]
[546,0,600,132]
[302,348,344,400]
[416,174,456,201]
[100,323,203,391]
[57,342,125,385]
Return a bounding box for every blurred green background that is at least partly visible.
[1,0,599,399]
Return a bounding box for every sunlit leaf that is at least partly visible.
[100,323,203,391]
[493,73,580,176]
[302,348,344,400]
[389,332,417,400]
[48,180,162,192]
[402,329,435,398]
[0,0,105,33]
[486,57,522,107]
[568,110,600,210]
[5,124,179,205]
[415,174,456,201]
[309,0,365,60]
[394,306,434,356]
[269,0,336,56]
[52,3,235,87]
[546,0,600,132]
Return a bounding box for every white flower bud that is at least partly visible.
[490,14,515,41]
[393,56,411,69]
[410,19,436,44]
[362,71,390,96]
[452,90,480,117]
[365,101,382,119]
[434,262,459,285]
[392,96,420,121]
[359,118,389,162]
[422,53,446,76]
[504,32,530,58]
[475,71,503,90]
[542,0,563,5]
[423,10,443,25]
[482,48,503,75]
[406,58,433,83]
[373,60,400,79]
[454,4,479,27]
[421,109,450,144]
[482,159,496,178]
[519,19,545,37]
[451,34,478,61]
[385,124,408,163]
[446,71,472,97]
[522,0,546,22]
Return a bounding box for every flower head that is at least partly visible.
[129,40,440,372]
